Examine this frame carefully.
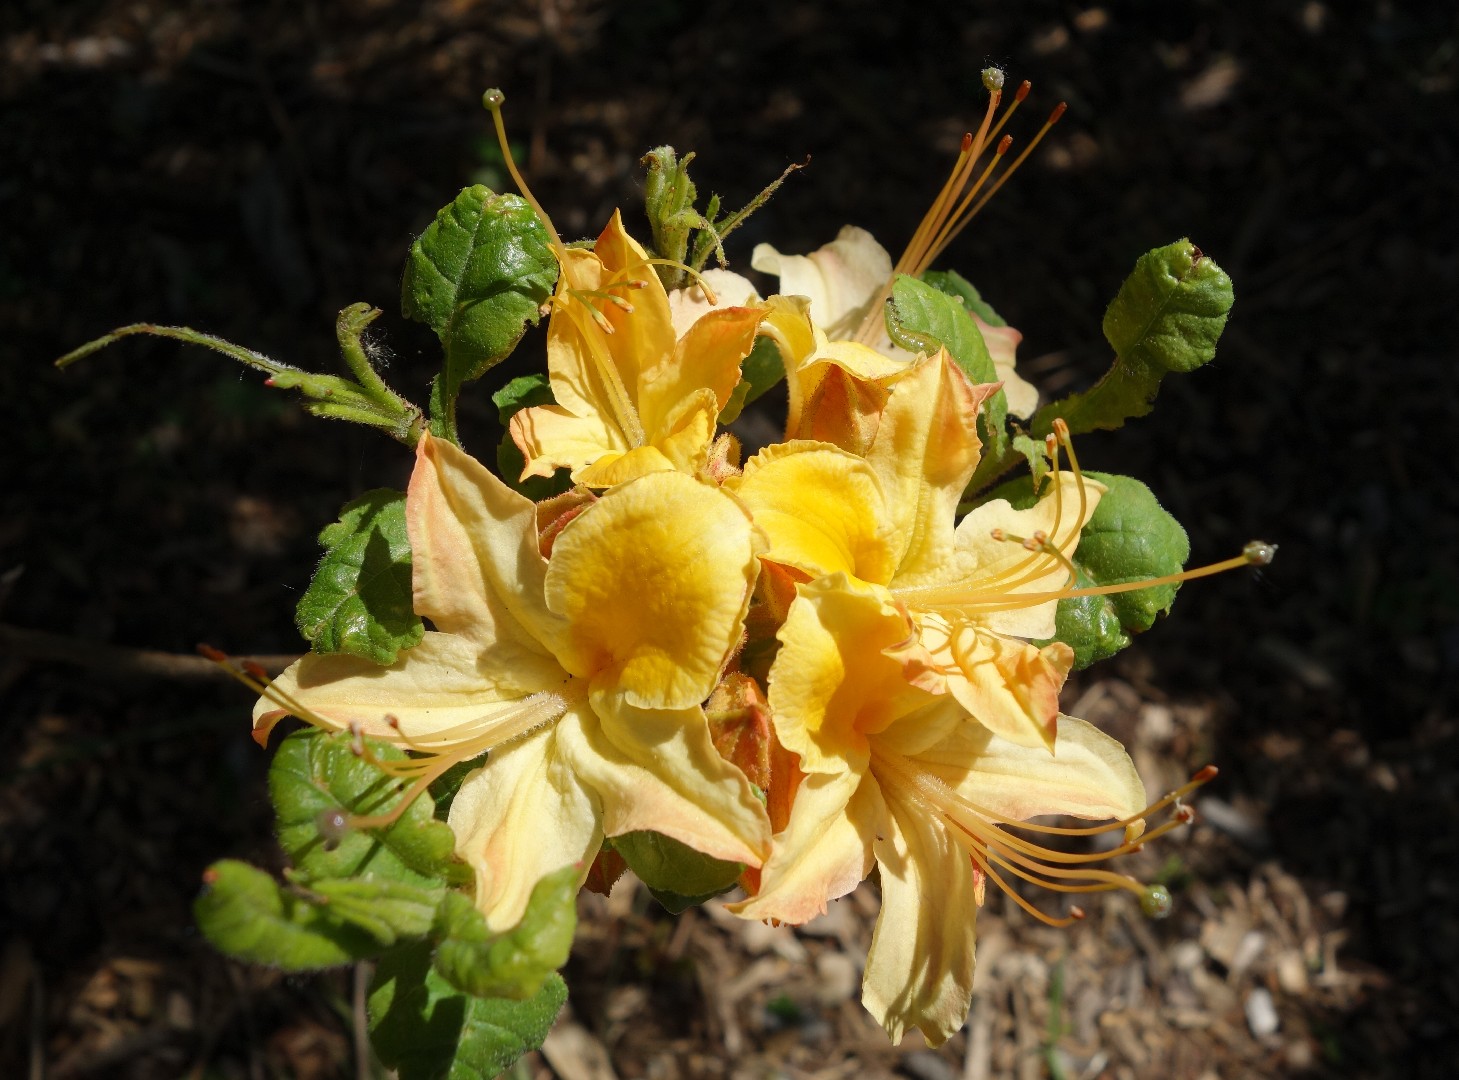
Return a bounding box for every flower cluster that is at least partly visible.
[247,85,1266,1046]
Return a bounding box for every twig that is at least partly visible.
[0,624,297,681]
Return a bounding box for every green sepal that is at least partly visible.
[921,269,1008,327]
[887,275,1011,494]
[609,831,743,913]
[269,728,460,886]
[295,489,423,665]
[491,373,572,500]
[432,867,579,999]
[304,876,445,948]
[1033,240,1232,437]
[993,471,1191,669]
[194,859,381,970]
[402,186,558,439]
[369,941,568,1080]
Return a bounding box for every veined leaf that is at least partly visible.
[295,489,423,665]
[432,867,578,1000]
[269,728,459,886]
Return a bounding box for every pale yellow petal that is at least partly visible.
[913,715,1148,824]
[571,691,771,867]
[509,402,628,480]
[978,318,1038,419]
[251,632,560,741]
[545,471,757,709]
[447,720,599,931]
[733,442,897,583]
[751,225,892,340]
[769,576,933,774]
[863,782,980,1046]
[933,471,1105,639]
[409,433,568,656]
[727,767,881,924]
[667,269,761,338]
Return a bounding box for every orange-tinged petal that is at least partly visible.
[863,782,980,1047]
[591,210,674,394]
[639,304,763,434]
[510,402,628,480]
[733,441,897,583]
[667,269,760,337]
[545,471,757,709]
[446,721,599,931]
[727,767,880,924]
[918,615,1072,751]
[575,690,771,867]
[866,350,997,584]
[769,576,934,774]
[409,433,568,657]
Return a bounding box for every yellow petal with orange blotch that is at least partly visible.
[544,471,758,710]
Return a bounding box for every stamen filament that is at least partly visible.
[482,89,563,253]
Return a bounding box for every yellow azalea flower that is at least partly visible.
[252,432,770,930]
[732,348,1098,750]
[508,212,767,488]
[752,224,1040,418]
[728,572,1191,1046]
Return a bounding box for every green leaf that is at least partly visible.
[402,186,558,438]
[296,490,424,665]
[491,374,571,500]
[888,275,1011,494]
[610,831,743,913]
[1044,472,1191,669]
[370,941,567,1080]
[720,335,786,425]
[1033,240,1233,437]
[307,877,445,947]
[921,269,1007,327]
[195,859,380,970]
[270,728,459,886]
[433,868,579,1000]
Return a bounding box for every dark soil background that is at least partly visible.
[2,1,1456,1077]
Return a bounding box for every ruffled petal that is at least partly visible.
[639,303,764,434]
[770,575,933,774]
[917,615,1072,751]
[447,719,599,931]
[570,690,771,867]
[728,767,881,924]
[866,350,997,583]
[545,471,757,709]
[733,441,897,583]
[409,433,568,655]
[863,781,980,1046]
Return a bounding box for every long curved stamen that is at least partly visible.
[482,89,563,255]
[873,746,1215,927]
[200,645,580,830]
